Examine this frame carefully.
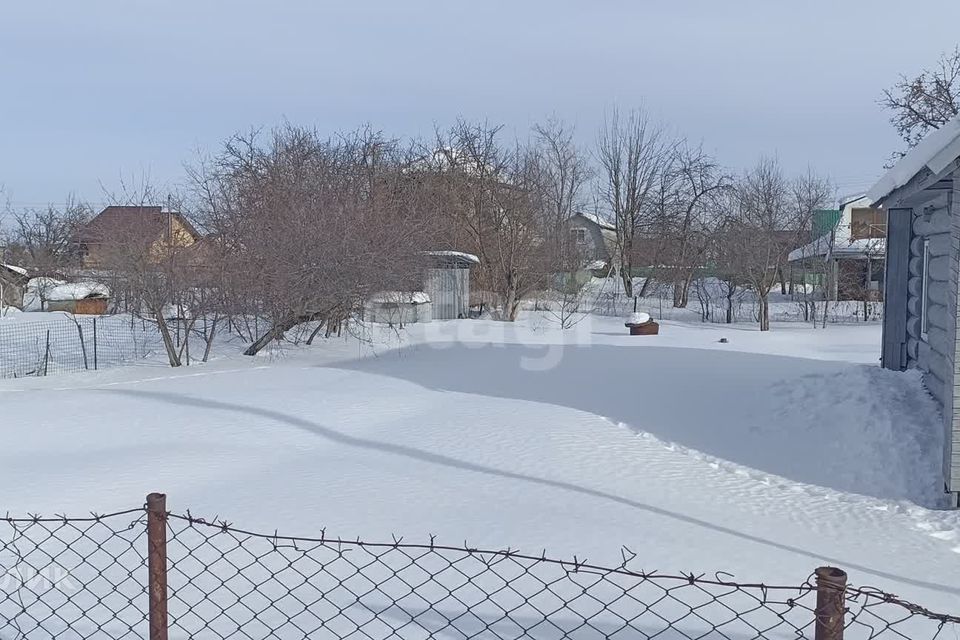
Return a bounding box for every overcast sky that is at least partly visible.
[2,1,960,208]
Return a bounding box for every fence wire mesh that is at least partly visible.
[0,315,152,378]
[0,502,957,640]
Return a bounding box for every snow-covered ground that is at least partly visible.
[2,313,959,615]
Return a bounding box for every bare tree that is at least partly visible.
[194,124,428,355]
[692,188,745,325]
[659,144,731,308]
[791,171,836,328]
[534,117,590,249]
[94,196,207,367]
[597,108,672,306]
[533,118,593,327]
[882,45,960,152]
[732,158,828,331]
[9,198,90,276]
[428,120,553,321]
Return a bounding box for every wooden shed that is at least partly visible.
[44,282,111,315]
[871,115,960,499]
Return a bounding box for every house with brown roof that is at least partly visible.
[78,206,202,269]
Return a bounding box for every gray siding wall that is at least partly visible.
[901,190,958,491]
[951,183,960,490]
[423,268,470,320]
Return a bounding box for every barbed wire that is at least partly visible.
[0,505,956,639]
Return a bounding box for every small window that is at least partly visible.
[571,228,587,244]
[921,239,930,340]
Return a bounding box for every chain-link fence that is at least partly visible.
[0,315,153,378]
[1,494,957,640]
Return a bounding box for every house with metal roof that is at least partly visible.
[788,196,886,301]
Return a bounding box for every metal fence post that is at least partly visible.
[815,566,847,640]
[42,329,51,376]
[93,317,98,371]
[146,493,169,640]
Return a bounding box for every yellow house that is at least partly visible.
[79,206,202,268]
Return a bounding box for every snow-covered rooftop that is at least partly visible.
[869,114,960,204]
[574,212,616,231]
[789,235,886,262]
[47,282,110,301]
[1,263,28,276]
[788,196,884,262]
[422,250,480,265]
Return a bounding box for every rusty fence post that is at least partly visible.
[815,566,847,640]
[146,493,169,640]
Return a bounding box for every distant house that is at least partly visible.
[565,213,617,270]
[78,206,202,268]
[788,196,887,301]
[871,115,960,499]
[0,263,29,311]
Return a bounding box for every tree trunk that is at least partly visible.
[673,272,693,308]
[155,312,182,367]
[620,268,634,299]
[759,295,770,332]
[202,317,219,363]
[306,320,327,345]
[636,275,652,298]
[726,291,734,324]
[244,316,300,356]
[503,280,519,322]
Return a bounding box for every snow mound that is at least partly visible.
[768,366,943,501]
[346,343,943,506]
[626,312,651,325]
